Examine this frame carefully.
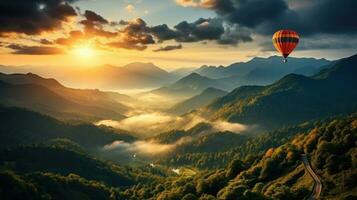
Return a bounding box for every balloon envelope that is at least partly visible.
[272,30,299,61]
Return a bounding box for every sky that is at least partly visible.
[0,0,356,70]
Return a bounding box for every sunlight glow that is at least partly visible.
[74,46,94,58]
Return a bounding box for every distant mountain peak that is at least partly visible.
[26,72,41,77]
[121,62,169,74]
[185,72,202,78]
[123,62,161,70]
[202,87,227,94]
[168,86,228,115]
[124,62,156,67]
[177,72,212,83]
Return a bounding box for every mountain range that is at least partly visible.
[192,56,330,91]
[0,56,331,92]
[144,56,331,102]
[0,73,132,122]
[203,54,357,130]
[196,56,330,79]
[0,62,179,90]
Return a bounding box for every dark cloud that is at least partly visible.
[121,18,150,36]
[150,24,178,42]
[110,20,129,26]
[79,10,117,37]
[217,24,252,45]
[184,0,287,28]
[39,39,53,45]
[298,0,357,35]
[226,0,287,28]
[120,19,155,46]
[153,44,183,52]
[290,35,357,50]
[107,18,155,51]
[107,17,250,49]
[150,18,252,45]
[7,44,64,55]
[0,0,77,35]
[174,18,225,42]
[256,0,357,36]
[178,0,357,36]
[83,10,108,24]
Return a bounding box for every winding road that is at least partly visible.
[301,154,322,200]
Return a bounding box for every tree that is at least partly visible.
[226,159,246,178]
[217,185,248,200]
[182,193,197,200]
[199,194,217,200]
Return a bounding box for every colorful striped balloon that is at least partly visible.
[272,30,299,62]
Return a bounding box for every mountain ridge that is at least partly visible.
[205,53,357,130]
[149,72,227,98]
[168,87,228,115]
[0,80,127,121]
[0,73,134,121]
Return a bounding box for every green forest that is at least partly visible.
[0,109,356,199]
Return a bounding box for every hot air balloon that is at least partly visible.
[272,30,299,62]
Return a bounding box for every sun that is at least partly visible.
[73,46,94,58]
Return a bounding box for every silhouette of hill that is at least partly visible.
[0,73,136,121]
[0,106,135,151]
[149,73,227,97]
[0,72,132,113]
[0,80,127,121]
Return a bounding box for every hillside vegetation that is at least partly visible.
[124,114,357,200]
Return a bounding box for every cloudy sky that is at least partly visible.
[0,0,356,69]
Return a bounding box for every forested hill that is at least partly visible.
[206,54,357,130]
[1,111,355,200]
[125,114,357,200]
[0,106,135,151]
